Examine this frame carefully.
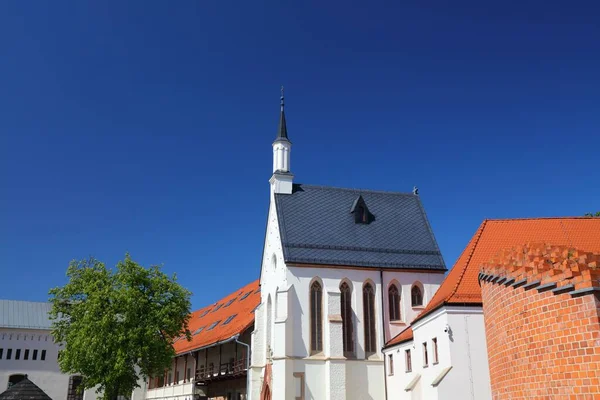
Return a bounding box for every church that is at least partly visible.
[247,93,447,399]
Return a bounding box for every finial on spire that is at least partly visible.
[413,186,419,195]
[275,86,289,142]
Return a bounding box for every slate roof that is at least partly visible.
[174,280,260,354]
[274,184,446,270]
[0,300,52,330]
[386,217,600,346]
[0,378,53,400]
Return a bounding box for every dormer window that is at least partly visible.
[350,195,371,224]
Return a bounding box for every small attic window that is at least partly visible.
[199,310,210,318]
[223,298,236,307]
[223,314,237,325]
[207,320,221,331]
[193,326,205,335]
[239,291,251,301]
[350,195,371,224]
[212,304,222,313]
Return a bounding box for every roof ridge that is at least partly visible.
[445,219,488,302]
[294,183,418,196]
[485,216,600,221]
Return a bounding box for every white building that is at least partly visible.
[382,217,600,400]
[248,93,447,400]
[0,300,109,400]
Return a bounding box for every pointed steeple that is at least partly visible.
[275,86,290,143]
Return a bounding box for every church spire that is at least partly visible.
[275,86,290,143]
[270,86,294,195]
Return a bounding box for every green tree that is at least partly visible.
[584,211,600,217]
[49,255,192,400]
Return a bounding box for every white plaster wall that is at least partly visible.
[440,310,490,400]
[0,328,102,400]
[380,271,444,344]
[383,306,492,400]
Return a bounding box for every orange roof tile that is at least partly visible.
[386,326,413,346]
[413,217,600,324]
[386,217,600,347]
[174,280,260,354]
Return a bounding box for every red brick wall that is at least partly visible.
[480,244,600,399]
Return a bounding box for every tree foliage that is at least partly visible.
[49,255,192,399]
[584,211,600,217]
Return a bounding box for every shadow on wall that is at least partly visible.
[289,283,307,356]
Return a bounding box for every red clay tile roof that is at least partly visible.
[386,326,413,346]
[174,280,260,354]
[413,217,600,325]
[386,217,600,346]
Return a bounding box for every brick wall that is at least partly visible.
[479,244,600,399]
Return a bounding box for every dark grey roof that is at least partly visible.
[0,300,52,330]
[0,378,53,400]
[274,184,446,270]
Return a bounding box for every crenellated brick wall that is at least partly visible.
[479,243,600,399]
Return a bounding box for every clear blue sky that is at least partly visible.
[1,1,598,310]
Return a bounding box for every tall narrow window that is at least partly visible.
[24,349,29,360]
[41,349,46,361]
[432,338,439,364]
[411,285,423,307]
[310,281,323,354]
[0,348,3,359]
[15,349,21,360]
[405,349,412,372]
[340,282,354,356]
[32,349,38,360]
[388,284,401,321]
[388,354,394,376]
[423,342,428,366]
[67,376,84,400]
[7,349,12,360]
[363,283,376,355]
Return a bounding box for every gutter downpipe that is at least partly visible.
[232,334,251,400]
[380,269,389,400]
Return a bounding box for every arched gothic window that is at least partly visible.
[363,283,376,355]
[411,285,423,307]
[388,284,401,321]
[310,281,323,354]
[340,282,354,356]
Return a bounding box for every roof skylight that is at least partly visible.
[223,314,237,325]
[239,292,251,301]
[199,310,210,318]
[212,304,223,313]
[207,320,221,331]
[223,298,235,307]
[193,326,205,335]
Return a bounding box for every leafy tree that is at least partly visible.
[49,255,192,400]
[584,211,600,217]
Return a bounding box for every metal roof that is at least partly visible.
[0,300,53,330]
[274,184,446,270]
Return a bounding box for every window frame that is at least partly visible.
[310,280,323,355]
[411,285,423,307]
[432,337,439,364]
[363,282,377,356]
[405,349,412,372]
[340,281,354,357]
[388,284,401,321]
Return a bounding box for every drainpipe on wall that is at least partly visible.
[232,334,251,400]
[380,269,389,400]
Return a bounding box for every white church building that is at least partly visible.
[247,93,447,400]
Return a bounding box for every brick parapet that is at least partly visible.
[480,243,600,399]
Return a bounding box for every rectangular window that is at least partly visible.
[423,342,428,367]
[7,349,12,360]
[388,354,394,376]
[187,368,191,382]
[175,371,180,383]
[433,338,439,364]
[405,349,412,372]
[24,349,29,360]
[41,349,46,361]
[0,348,3,359]
[15,349,21,360]
[33,349,38,360]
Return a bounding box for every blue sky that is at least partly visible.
[1,1,599,310]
